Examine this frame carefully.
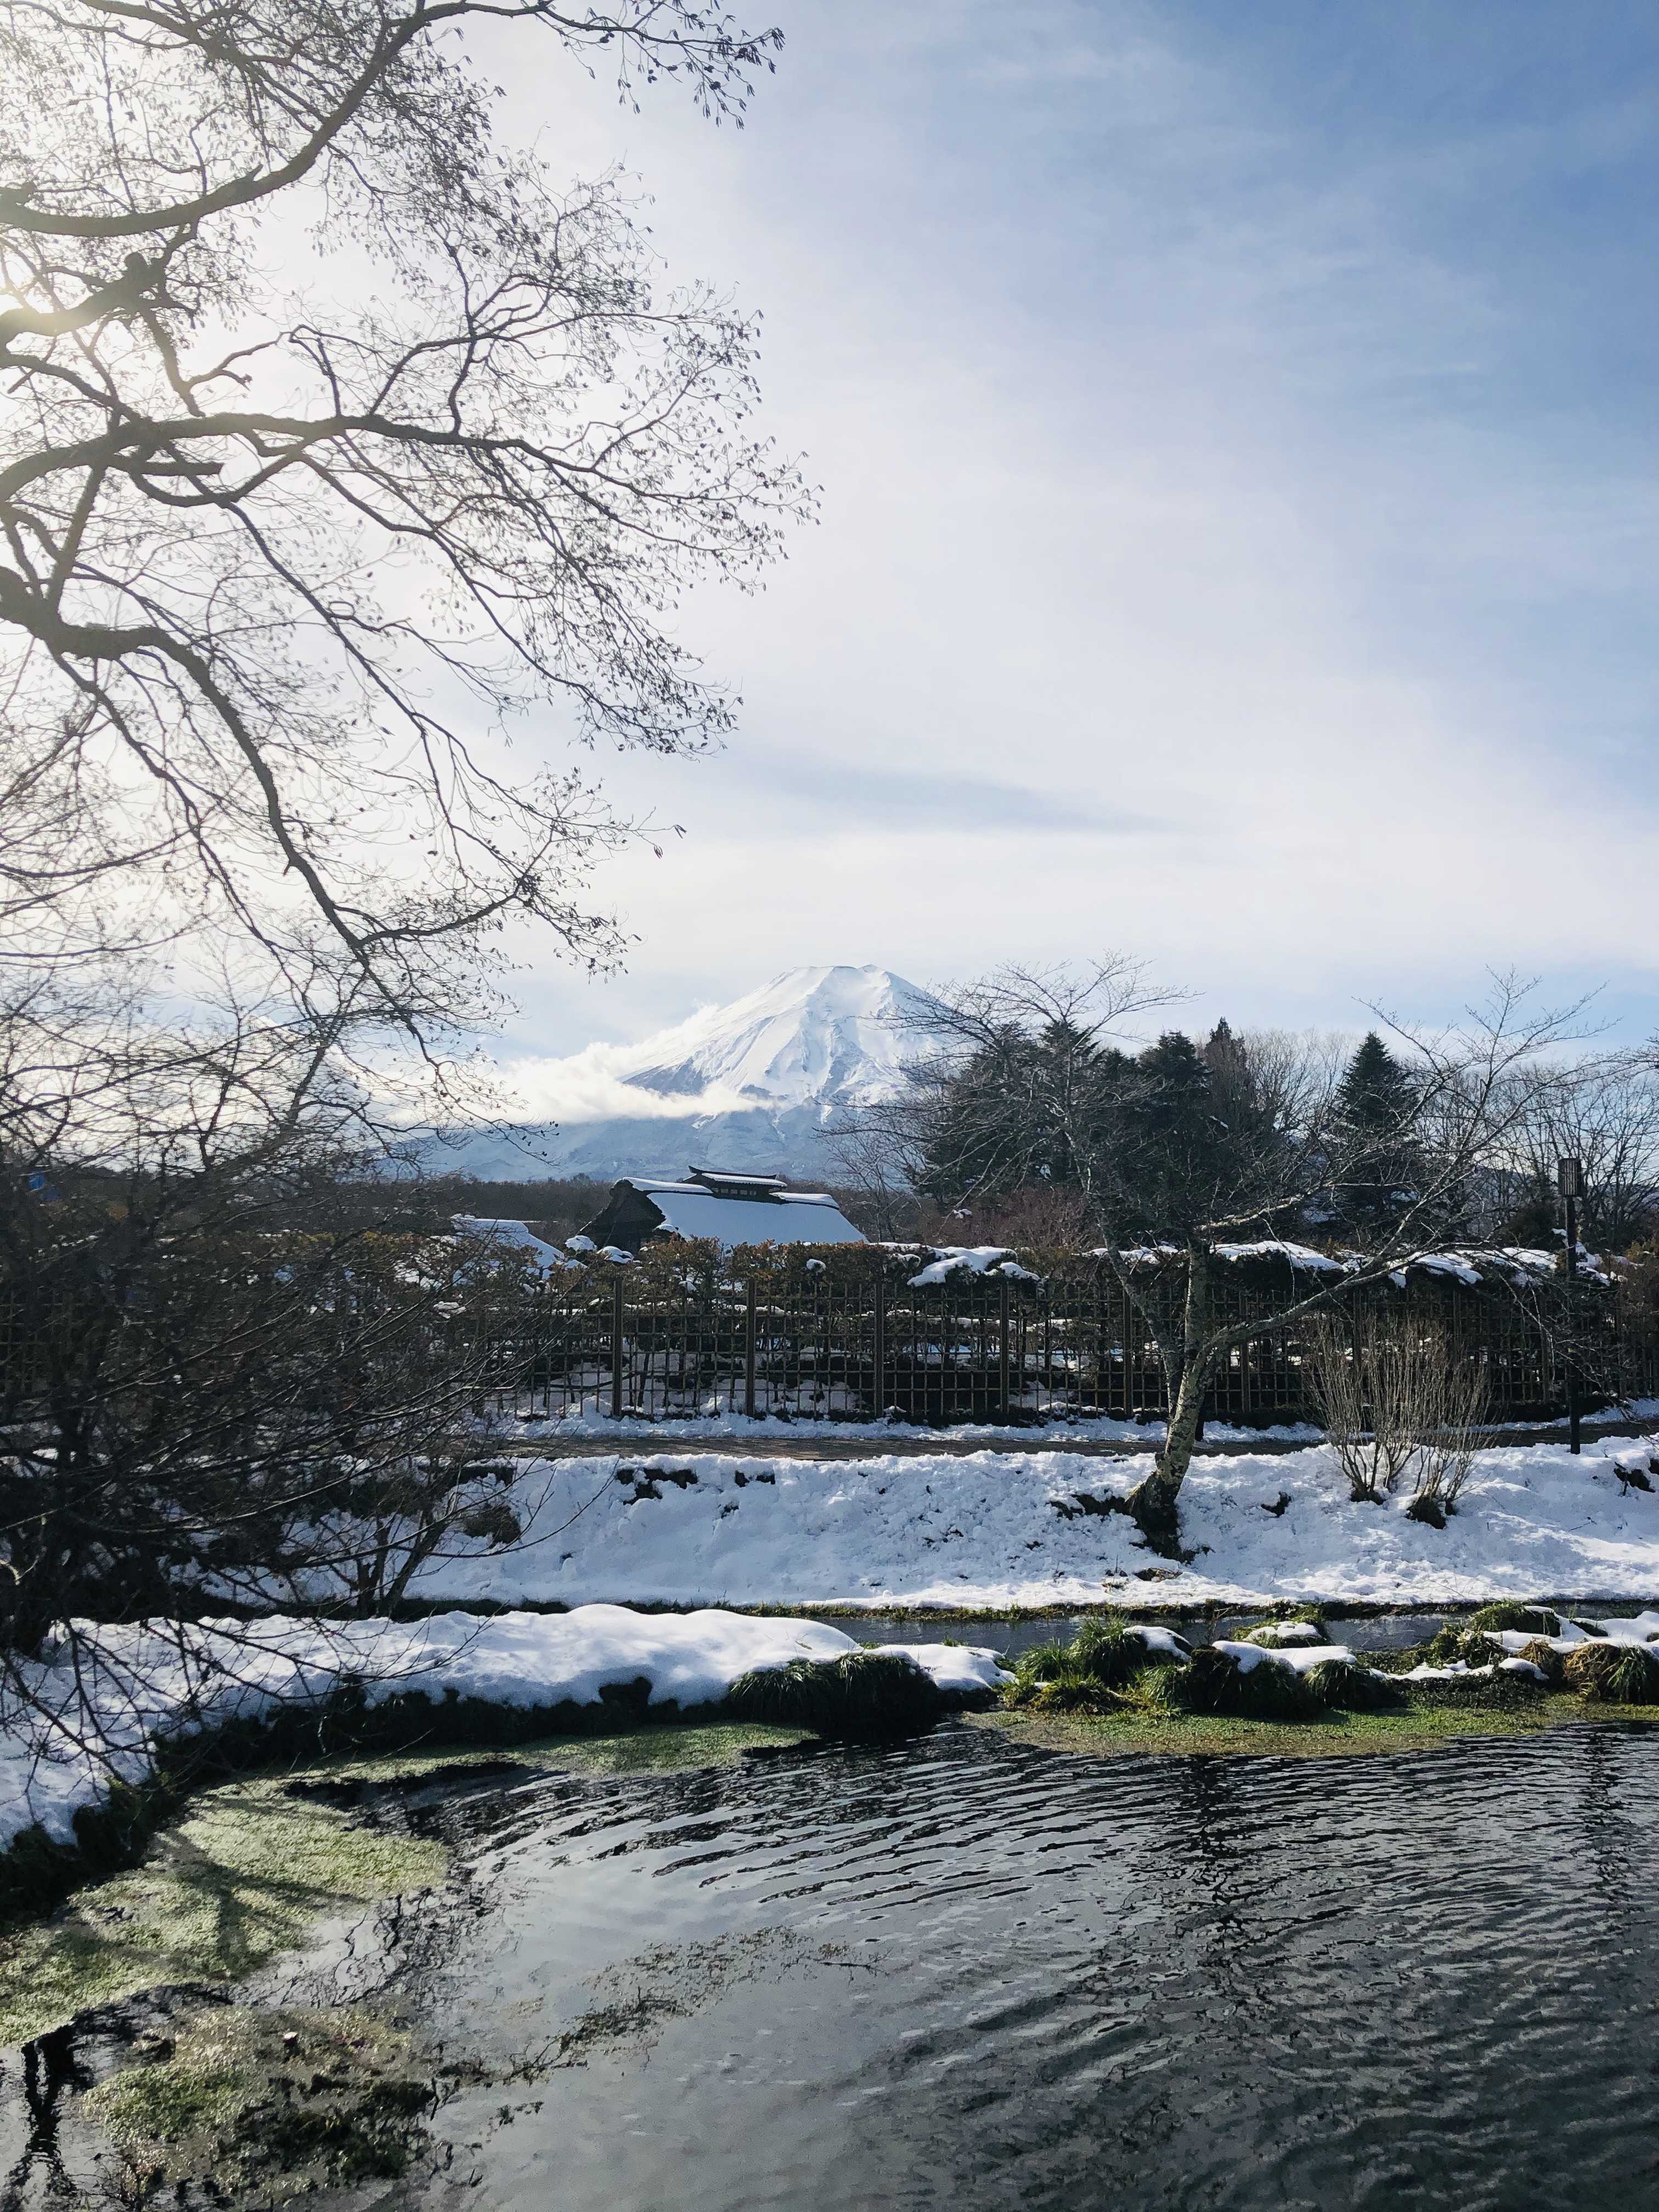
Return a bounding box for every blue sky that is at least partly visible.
[477,1,1659,1067]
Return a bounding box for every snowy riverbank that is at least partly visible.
[413,1435,1659,1611]
[0,1609,1007,1855]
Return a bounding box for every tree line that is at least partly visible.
[837,960,1651,1549]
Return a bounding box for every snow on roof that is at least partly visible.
[1096,1242,1351,1272]
[619,1180,865,1249]
[1386,1246,1602,1288]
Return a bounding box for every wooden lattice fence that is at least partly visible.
[465,1244,1659,1430]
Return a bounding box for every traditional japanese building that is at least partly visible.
[573,1166,865,1252]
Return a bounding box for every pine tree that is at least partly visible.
[1334,1034,1415,1135]
[1331,1033,1421,1233]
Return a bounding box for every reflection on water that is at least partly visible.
[362,1720,1659,2212]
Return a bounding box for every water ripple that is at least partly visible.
[383,1719,1659,2212]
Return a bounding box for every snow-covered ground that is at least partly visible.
[493,1409,1326,1447]
[413,1435,1659,1611]
[488,1402,1659,1451]
[0,1608,1006,1855]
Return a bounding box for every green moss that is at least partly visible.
[0,1723,810,2048]
[973,1692,1658,1760]
[87,2003,430,2196]
[0,1781,446,2048]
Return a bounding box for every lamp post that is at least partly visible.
[1558,1156,1582,1455]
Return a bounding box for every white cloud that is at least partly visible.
[453,0,1659,1059]
[495,1042,751,1127]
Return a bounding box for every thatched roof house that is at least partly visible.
[573,1167,865,1254]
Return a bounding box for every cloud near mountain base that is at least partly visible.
[499,1043,754,1127]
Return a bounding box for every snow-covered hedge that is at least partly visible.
[0,1607,1008,1864]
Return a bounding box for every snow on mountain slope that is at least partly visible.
[621,965,941,1107]
[426,966,947,1183]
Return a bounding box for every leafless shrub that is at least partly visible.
[1304,1311,1491,1515]
[1406,1335,1493,1522]
[1301,1313,1421,1501]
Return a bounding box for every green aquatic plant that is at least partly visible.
[0,1781,446,2048]
[723,1651,944,1739]
[89,2005,430,2193]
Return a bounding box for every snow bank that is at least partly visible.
[414,1436,1659,1610]
[0,1607,1008,1857]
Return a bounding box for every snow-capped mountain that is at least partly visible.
[426,966,947,1183]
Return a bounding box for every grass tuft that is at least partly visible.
[1562,1641,1659,1704]
[1302,1657,1404,1711]
[1001,1613,1183,1715]
[723,1651,944,1739]
[1515,1638,1566,1687]
[1174,1646,1324,1721]
[1239,1617,1329,1647]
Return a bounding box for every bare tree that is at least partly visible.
[0,0,806,1138]
[1406,1336,1492,1525]
[1302,1310,1492,1520]
[0,4,809,1748]
[1493,1054,1659,1254]
[0,1040,544,1651]
[861,962,1588,1553]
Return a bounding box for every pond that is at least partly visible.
[268,1717,1659,2211]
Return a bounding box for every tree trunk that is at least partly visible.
[1126,1244,1213,1555]
[1127,1359,1209,1554]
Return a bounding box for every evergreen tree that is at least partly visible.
[1335,1034,1416,1135]
[1330,1032,1421,1234]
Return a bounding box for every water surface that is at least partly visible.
[326,1719,1659,2212]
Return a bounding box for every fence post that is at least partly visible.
[998,1274,1012,1419]
[873,1271,887,1419]
[744,1276,758,1419]
[610,1272,624,1419]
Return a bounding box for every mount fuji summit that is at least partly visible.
[433,966,949,1183]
